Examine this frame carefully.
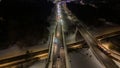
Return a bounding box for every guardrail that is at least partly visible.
[61,23,71,68]
[45,33,54,68]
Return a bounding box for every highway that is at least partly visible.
[0,49,48,68]
[45,2,70,68]
[62,2,119,68]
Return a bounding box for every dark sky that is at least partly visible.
[0,0,54,49]
[67,1,120,26]
[1,0,53,20]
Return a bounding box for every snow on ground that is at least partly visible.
[66,33,76,44]
[0,43,48,60]
[113,60,120,68]
[69,48,105,68]
[29,60,46,68]
[0,45,25,60]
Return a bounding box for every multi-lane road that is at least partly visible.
[46,2,70,68]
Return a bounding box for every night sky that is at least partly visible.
[67,1,120,26]
[0,0,54,49]
[0,0,120,50]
